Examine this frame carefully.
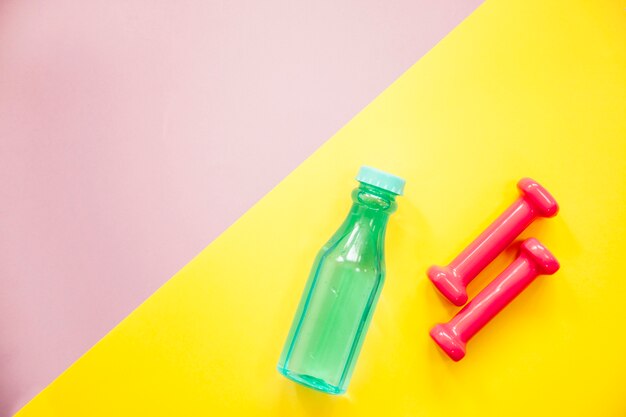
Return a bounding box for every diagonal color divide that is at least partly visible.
[16,0,626,415]
[0,1,483,414]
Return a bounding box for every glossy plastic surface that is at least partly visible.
[430,238,559,361]
[277,178,400,394]
[428,178,558,305]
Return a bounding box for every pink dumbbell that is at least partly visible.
[428,178,558,306]
[430,238,559,361]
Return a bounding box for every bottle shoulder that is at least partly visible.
[317,225,385,271]
[314,247,385,283]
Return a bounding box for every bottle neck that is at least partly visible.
[351,183,398,215]
[326,183,397,263]
[347,183,397,239]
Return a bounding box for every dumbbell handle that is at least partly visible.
[452,197,536,284]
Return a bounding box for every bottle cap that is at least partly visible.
[356,166,405,196]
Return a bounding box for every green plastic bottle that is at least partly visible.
[277,166,405,394]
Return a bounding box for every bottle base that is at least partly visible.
[277,366,345,395]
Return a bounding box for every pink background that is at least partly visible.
[0,1,482,414]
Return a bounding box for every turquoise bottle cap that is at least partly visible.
[356,166,405,196]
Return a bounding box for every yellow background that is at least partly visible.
[17,0,626,415]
